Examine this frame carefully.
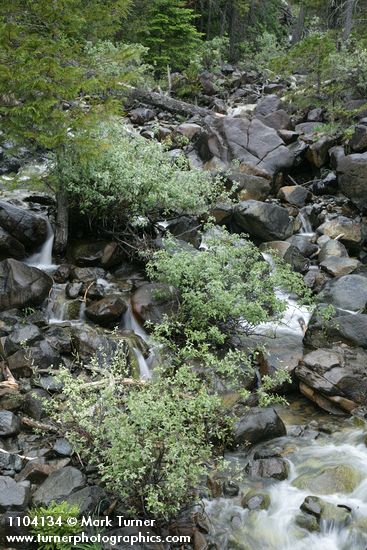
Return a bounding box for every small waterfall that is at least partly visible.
[257,253,312,337]
[27,219,56,270]
[123,303,154,379]
[133,347,152,380]
[47,284,67,324]
[298,209,314,236]
[123,303,150,342]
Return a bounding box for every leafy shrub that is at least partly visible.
[146,227,311,348]
[29,501,80,550]
[55,122,226,223]
[50,360,226,520]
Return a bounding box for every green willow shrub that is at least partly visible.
[147,227,312,348]
[57,122,226,223]
[51,359,226,520]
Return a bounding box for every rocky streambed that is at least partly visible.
[1,67,367,548]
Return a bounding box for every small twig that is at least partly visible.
[82,281,94,303]
[21,417,58,433]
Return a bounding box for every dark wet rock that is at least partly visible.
[234,200,294,242]
[85,296,127,328]
[45,325,72,354]
[101,242,124,269]
[320,257,360,277]
[277,185,311,208]
[318,240,348,263]
[129,108,155,124]
[283,245,310,273]
[66,282,83,299]
[318,217,366,248]
[234,407,286,447]
[255,95,281,116]
[296,347,367,410]
[131,283,179,326]
[69,240,109,267]
[0,411,20,437]
[0,512,33,549]
[160,216,201,246]
[349,124,367,153]
[287,235,318,257]
[71,325,118,363]
[337,151,367,211]
[0,259,52,311]
[23,389,50,420]
[241,490,270,510]
[0,449,22,475]
[32,466,86,506]
[293,465,361,494]
[299,495,351,529]
[0,477,30,512]
[0,228,26,260]
[223,481,239,497]
[305,306,367,349]
[229,169,271,202]
[0,201,47,251]
[308,108,324,122]
[210,203,233,225]
[318,273,367,311]
[3,323,42,356]
[66,486,107,516]
[257,109,292,131]
[70,266,106,282]
[53,439,73,457]
[245,457,289,480]
[306,136,336,168]
[53,264,71,283]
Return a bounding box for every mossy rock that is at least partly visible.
[241,490,270,510]
[292,464,361,494]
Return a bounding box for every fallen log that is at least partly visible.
[129,88,214,119]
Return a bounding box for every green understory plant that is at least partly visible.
[29,501,80,550]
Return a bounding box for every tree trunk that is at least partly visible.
[54,189,69,257]
[229,2,238,62]
[291,3,305,45]
[342,0,355,42]
[129,87,213,118]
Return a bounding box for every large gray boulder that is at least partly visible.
[201,116,294,179]
[32,466,86,506]
[0,201,48,251]
[318,274,367,312]
[295,347,367,410]
[234,200,294,241]
[0,477,30,512]
[0,228,25,260]
[0,259,52,311]
[234,407,286,446]
[337,151,367,211]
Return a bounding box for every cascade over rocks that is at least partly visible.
[0,259,52,311]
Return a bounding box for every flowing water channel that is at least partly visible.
[27,212,367,548]
[204,399,367,550]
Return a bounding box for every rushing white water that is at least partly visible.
[123,303,154,378]
[298,209,314,237]
[133,347,152,380]
[204,421,367,550]
[47,284,67,324]
[253,253,312,339]
[26,218,57,270]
